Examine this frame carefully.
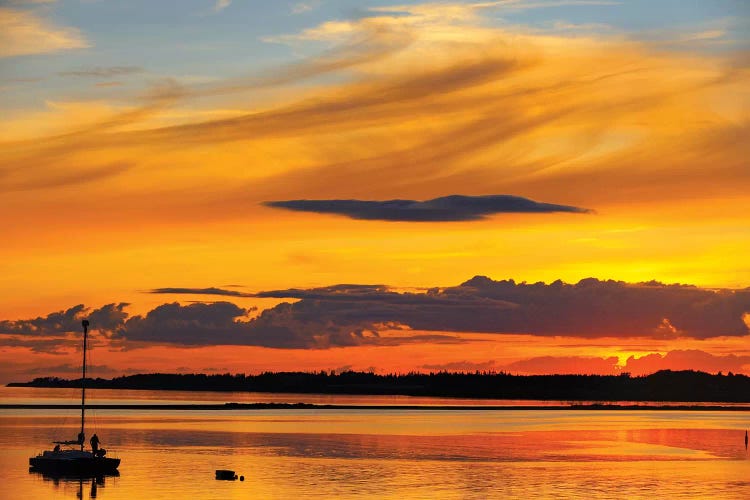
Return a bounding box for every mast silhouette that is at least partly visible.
[80,319,89,452]
[28,317,120,473]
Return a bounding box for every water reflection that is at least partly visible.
[29,470,119,499]
[4,408,750,499]
[5,386,750,408]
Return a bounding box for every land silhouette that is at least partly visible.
[8,369,750,403]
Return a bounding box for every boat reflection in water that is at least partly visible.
[29,469,119,499]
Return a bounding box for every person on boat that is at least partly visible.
[78,431,85,445]
[745,430,748,449]
[53,444,60,452]
[90,433,100,455]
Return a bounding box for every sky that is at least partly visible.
[0,0,749,383]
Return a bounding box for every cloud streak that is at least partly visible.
[0,7,88,58]
[58,66,143,78]
[148,287,255,298]
[264,194,592,221]
[2,5,747,217]
[214,0,231,13]
[291,1,319,15]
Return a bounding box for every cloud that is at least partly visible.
[424,349,750,375]
[7,276,747,352]
[148,287,255,298]
[4,1,58,5]
[242,277,750,341]
[0,7,89,58]
[0,336,79,354]
[0,359,143,384]
[369,1,619,18]
[0,16,416,192]
[623,350,750,376]
[114,302,254,345]
[0,303,129,336]
[264,194,592,221]
[58,66,143,78]
[0,302,127,354]
[422,360,498,372]
[112,301,458,348]
[21,363,120,376]
[255,284,392,300]
[502,355,620,375]
[1,161,133,192]
[291,1,319,14]
[4,4,747,213]
[214,0,231,12]
[0,276,748,362]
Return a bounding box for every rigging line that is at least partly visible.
[49,331,83,442]
[87,328,99,436]
[48,337,78,444]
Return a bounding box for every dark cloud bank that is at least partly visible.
[264,195,592,221]
[2,277,749,351]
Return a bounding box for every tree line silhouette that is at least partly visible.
[9,370,750,402]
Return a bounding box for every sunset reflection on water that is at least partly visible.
[1,394,749,499]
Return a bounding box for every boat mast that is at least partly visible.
[81,319,89,452]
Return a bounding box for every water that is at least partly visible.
[1,388,749,499]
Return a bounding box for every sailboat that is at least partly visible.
[29,319,121,474]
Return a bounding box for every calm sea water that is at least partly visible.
[1,387,749,499]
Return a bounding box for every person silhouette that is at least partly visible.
[90,433,100,455]
[745,430,748,449]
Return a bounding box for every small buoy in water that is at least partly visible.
[240,476,244,481]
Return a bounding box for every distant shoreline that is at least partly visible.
[2,402,749,411]
[8,369,750,403]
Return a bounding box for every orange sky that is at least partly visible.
[1,1,749,383]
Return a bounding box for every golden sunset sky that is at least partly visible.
[1,0,749,382]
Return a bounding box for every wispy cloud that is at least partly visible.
[0,7,89,58]
[58,66,143,78]
[368,1,620,19]
[94,81,124,88]
[4,1,58,4]
[1,1,747,229]
[0,161,133,192]
[291,1,320,15]
[214,0,231,12]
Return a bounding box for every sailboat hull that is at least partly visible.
[30,455,120,475]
